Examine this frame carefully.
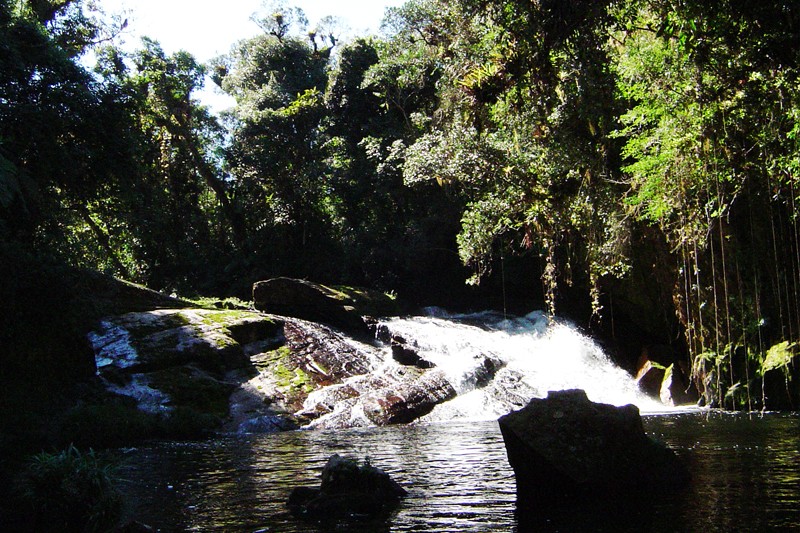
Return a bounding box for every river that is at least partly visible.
[117,411,799,532]
[114,310,799,531]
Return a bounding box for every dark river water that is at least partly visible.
[117,411,799,532]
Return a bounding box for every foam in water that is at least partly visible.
[378,309,668,423]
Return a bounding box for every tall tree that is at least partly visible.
[213,4,338,279]
[0,0,130,271]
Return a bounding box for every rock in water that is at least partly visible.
[287,455,407,520]
[361,368,457,425]
[498,389,689,504]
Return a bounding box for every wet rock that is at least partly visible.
[237,414,298,434]
[288,454,407,520]
[253,277,397,336]
[226,317,378,429]
[470,355,503,389]
[249,319,375,412]
[659,363,697,406]
[373,322,393,344]
[484,369,541,411]
[762,361,800,410]
[91,309,275,375]
[498,389,689,505]
[635,360,666,398]
[90,309,298,429]
[391,340,435,369]
[115,520,156,532]
[363,369,457,425]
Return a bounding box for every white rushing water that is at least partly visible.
[377,309,668,423]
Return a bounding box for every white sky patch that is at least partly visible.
[96,0,407,113]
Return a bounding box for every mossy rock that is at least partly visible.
[253,346,318,410]
[93,309,278,375]
[159,406,221,439]
[149,366,235,416]
[252,277,397,336]
[327,285,402,317]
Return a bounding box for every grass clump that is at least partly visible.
[17,445,124,532]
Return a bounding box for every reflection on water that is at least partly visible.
[118,413,799,532]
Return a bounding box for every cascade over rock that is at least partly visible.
[89,306,684,437]
[89,308,382,434]
[90,306,477,433]
[361,368,457,425]
[498,389,689,505]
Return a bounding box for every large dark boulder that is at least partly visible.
[287,455,407,520]
[253,278,393,336]
[498,389,689,504]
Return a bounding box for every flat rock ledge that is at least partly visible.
[498,389,689,505]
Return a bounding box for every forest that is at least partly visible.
[2,0,800,416]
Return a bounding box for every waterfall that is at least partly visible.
[374,309,667,423]
[90,307,675,430]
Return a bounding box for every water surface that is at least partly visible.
[118,411,799,532]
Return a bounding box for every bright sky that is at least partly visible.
[99,0,407,112]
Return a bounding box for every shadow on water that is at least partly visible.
[117,412,799,532]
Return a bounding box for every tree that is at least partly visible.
[0,0,131,273]
[394,0,628,317]
[214,5,338,279]
[612,0,800,407]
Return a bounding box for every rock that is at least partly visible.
[89,309,291,431]
[228,316,381,430]
[237,414,298,434]
[659,363,697,406]
[90,309,280,375]
[635,360,666,398]
[498,389,689,505]
[288,454,407,520]
[762,360,799,410]
[253,278,397,336]
[470,355,503,389]
[483,369,541,411]
[114,520,156,532]
[391,339,435,369]
[362,368,457,425]
[249,319,375,413]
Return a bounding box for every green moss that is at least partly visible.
[258,347,316,396]
[210,333,239,350]
[331,285,402,316]
[124,311,190,338]
[184,296,252,310]
[257,346,292,371]
[194,309,262,327]
[149,367,233,416]
[762,341,797,374]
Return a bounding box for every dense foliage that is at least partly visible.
[2,0,799,408]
